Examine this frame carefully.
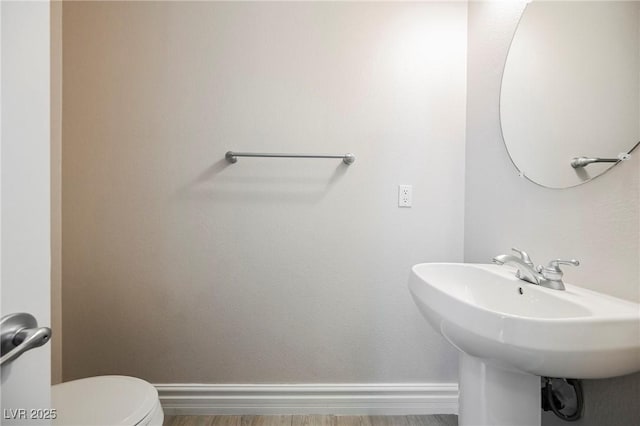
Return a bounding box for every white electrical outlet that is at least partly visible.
[398,184,412,207]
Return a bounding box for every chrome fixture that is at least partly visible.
[510,247,533,266]
[510,247,533,280]
[225,151,356,165]
[492,252,541,285]
[570,155,627,169]
[492,248,579,291]
[538,259,580,291]
[1,313,51,366]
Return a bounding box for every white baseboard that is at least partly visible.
[155,383,459,416]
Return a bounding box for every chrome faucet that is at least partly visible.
[493,249,541,285]
[492,248,579,291]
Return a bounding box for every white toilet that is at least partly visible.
[52,376,164,426]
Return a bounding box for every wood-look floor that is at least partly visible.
[163,415,457,426]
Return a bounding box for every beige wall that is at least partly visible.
[465,2,640,425]
[62,1,467,384]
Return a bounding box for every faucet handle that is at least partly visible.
[541,259,580,281]
[511,247,534,266]
[548,259,580,268]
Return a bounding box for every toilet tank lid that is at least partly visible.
[52,375,159,426]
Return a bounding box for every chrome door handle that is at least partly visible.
[0,313,51,367]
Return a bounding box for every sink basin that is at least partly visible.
[409,262,640,426]
[409,262,640,379]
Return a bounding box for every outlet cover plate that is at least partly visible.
[398,184,412,207]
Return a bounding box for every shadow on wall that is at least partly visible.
[175,158,352,204]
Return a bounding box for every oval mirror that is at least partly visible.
[500,1,639,189]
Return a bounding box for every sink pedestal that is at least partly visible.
[459,353,541,426]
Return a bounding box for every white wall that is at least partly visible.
[465,2,640,425]
[62,1,466,385]
[51,0,63,386]
[1,0,51,417]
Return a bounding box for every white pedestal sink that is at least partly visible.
[409,263,640,426]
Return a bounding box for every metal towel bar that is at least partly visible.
[226,151,355,165]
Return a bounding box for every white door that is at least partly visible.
[1,0,52,424]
